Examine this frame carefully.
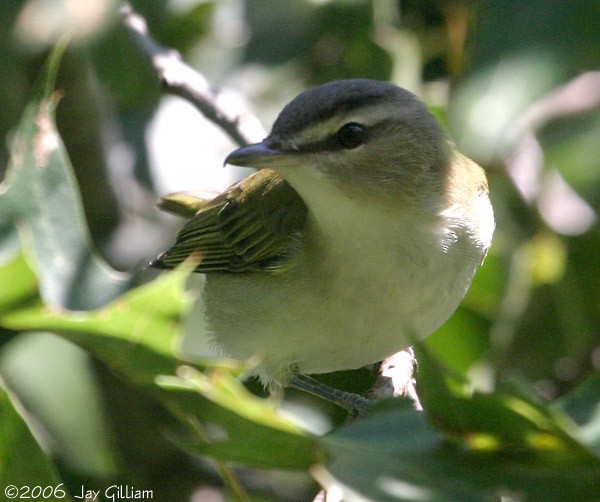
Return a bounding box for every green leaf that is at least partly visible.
[157,369,318,470]
[0,381,72,501]
[0,261,192,385]
[0,254,39,313]
[319,400,484,501]
[0,39,130,310]
[554,373,600,457]
[541,111,600,197]
[319,398,600,501]
[415,345,595,461]
[0,256,317,470]
[0,334,119,477]
[333,345,600,501]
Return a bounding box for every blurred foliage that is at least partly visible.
[0,0,599,501]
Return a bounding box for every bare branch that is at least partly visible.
[119,3,265,147]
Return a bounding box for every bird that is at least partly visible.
[152,79,494,411]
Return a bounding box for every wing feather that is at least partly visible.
[152,169,307,273]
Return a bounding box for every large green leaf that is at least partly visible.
[319,398,600,501]
[157,370,319,470]
[0,253,39,313]
[0,39,130,311]
[316,341,600,501]
[414,345,597,459]
[0,254,193,384]
[0,332,119,477]
[0,254,318,471]
[554,373,600,457]
[0,381,72,501]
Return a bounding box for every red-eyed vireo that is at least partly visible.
[153,79,494,412]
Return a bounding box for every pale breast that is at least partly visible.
[201,203,489,385]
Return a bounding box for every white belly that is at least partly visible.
[198,208,488,386]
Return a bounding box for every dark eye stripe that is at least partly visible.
[279,119,394,154]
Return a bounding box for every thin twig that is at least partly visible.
[120,2,265,147]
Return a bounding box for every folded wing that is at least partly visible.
[152,169,308,273]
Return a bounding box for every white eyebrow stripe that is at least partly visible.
[285,103,398,150]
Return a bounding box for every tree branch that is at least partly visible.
[120,3,265,147]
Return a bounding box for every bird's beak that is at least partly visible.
[224,139,290,169]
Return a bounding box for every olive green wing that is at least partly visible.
[152,169,308,273]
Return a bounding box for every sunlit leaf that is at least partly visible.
[415,346,595,460]
[157,369,318,470]
[0,261,191,384]
[0,255,317,470]
[0,254,39,313]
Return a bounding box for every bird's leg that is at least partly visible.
[290,374,372,416]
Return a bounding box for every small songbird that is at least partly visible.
[153,79,494,410]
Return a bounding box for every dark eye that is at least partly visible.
[336,123,366,149]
